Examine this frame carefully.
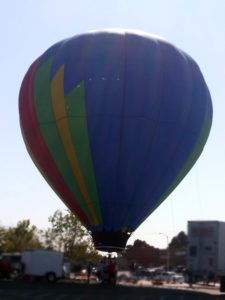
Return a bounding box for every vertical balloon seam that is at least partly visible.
[114,31,127,232]
[50,65,99,226]
[137,112,212,228]
[33,57,94,225]
[116,33,160,231]
[119,41,165,229]
[19,58,91,227]
[65,81,103,225]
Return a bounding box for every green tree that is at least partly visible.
[122,239,161,268]
[44,210,101,263]
[169,231,188,249]
[0,226,7,253]
[0,220,42,253]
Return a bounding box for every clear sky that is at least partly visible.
[1,0,225,249]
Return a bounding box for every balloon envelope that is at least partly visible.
[19,29,212,252]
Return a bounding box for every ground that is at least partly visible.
[0,279,225,300]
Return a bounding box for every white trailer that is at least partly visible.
[187,221,225,277]
[21,249,65,282]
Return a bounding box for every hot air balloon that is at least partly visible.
[19,29,212,252]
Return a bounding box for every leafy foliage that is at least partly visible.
[123,239,161,267]
[0,220,42,253]
[0,213,188,266]
[0,210,102,263]
[169,231,188,249]
[43,210,87,252]
[43,210,102,263]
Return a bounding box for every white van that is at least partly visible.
[21,249,65,282]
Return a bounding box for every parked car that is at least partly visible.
[170,272,185,284]
[133,269,153,280]
[117,271,138,284]
[0,253,23,279]
[154,271,184,283]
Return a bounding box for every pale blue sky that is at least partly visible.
[1,0,225,248]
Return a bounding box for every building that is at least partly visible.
[187,221,225,277]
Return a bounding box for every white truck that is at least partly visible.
[187,221,225,291]
[21,249,69,282]
[187,221,225,277]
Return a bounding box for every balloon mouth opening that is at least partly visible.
[91,230,132,252]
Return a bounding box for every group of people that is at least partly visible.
[86,258,117,284]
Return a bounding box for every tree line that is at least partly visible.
[0,209,188,267]
[0,210,102,264]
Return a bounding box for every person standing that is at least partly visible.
[86,261,92,284]
[96,260,104,282]
[187,268,194,288]
[108,260,117,284]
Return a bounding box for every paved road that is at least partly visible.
[0,280,224,300]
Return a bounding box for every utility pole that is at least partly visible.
[159,232,170,271]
